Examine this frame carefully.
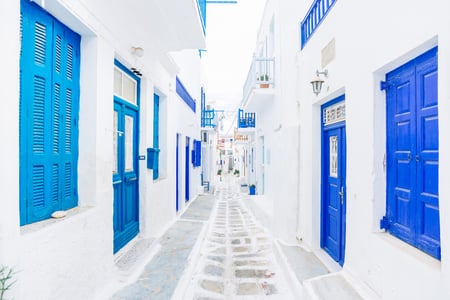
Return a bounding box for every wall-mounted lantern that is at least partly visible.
[310,69,328,96]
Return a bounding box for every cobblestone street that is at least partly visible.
[183,179,295,299]
[110,176,363,300]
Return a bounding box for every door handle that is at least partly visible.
[339,186,344,205]
[126,176,137,182]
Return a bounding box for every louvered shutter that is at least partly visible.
[20,0,80,224]
[53,22,80,210]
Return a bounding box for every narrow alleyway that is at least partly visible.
[110,175,364,300]
[182,177,295,299]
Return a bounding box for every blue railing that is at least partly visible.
[243,57,275,101]
[201,109,216,128]
[300,0,337,48]
[237,109,256,128]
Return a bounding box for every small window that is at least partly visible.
[114,66,137,105]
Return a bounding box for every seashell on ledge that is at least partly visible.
[51,211,67,219]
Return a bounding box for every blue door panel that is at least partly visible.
[322,128,342,262]
[386,47,440,259]
[113,64,140,253]
[185,137,190,202]
[176,133,180,211]
[153,94,160,180]
[415,49,439,258]
[321,98,346,266]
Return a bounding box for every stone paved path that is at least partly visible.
[183,179,295,299]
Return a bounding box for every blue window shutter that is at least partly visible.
[153,94,160,180]
[195,140,201,167]
[20,0,80,224]
[191,140,201,167]
[386,47,440,259]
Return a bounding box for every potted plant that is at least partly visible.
[233,169,240,177]
[259,74,269,88]
[217,169,222,176]
[249,184,256,195]
[0,265,15,300]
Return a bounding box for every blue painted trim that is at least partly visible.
[300,0,337,49]
[176,77,196,112]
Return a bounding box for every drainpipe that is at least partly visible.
[295,101,302,242]
[295,52,302,243]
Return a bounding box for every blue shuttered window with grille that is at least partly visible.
[20,0,80,225]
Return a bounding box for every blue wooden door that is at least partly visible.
[185,137,190,202]
[153,94,160,180]
[176,133,180,212]
[113,64,140,253]
[321,99,346,265]
[385,47,440,259]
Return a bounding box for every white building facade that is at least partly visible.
[243,0,450,299]
[0,0,206,298]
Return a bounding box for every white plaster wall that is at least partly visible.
[295,0,450,298]
[0,0,205,298]
[0,2,21,294]
[250,0,305,243]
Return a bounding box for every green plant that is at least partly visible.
[259,74,269,81]
[217,169,222,175]
[233,169,240,176]
[0,266,15,300]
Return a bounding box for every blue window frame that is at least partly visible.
[383,47,440,259]
[20,0,80,225]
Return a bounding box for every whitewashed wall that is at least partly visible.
[0,0,204,299]
[296,0,450,298]
[252,0,450,298]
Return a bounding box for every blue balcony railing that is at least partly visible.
[201,109,216,128]
[237,109,256,128]
[243,57,275,101]
[300,0,337,48]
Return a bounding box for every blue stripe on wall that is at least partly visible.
[176,77,196,112]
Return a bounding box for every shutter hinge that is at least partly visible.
[380,216,390,230]
[380,81,389,91]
